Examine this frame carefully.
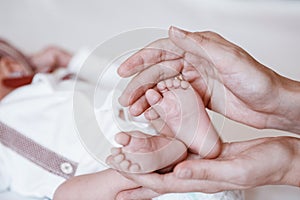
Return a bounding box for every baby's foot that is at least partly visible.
[106,131,187,173]
[145,78,221,158]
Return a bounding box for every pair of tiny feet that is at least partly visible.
[106,78,221,173]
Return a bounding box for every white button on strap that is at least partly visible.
[60,162,74,175]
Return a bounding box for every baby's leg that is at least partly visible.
[145,78,221,158]
[106,130,187,173]
[53,169,139,200]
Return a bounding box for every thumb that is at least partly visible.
[174,158,240,182]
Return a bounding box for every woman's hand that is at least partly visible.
[118,27,300,133]
[116,137,300,200]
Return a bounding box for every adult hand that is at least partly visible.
[116,137,300,200]
[118,27,300,133]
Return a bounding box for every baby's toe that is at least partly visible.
[113,153,125,163]
[165,79,173,88]
[144,108,160,120]
[145,89,163,106]
[173,79,181,88]
[180,80,190,89]
[105,155,114,165]
[115,132,131,146]
[119,160,131,171]
[112,154,125,164]
[157,81,167,91]
[129,163,141,173]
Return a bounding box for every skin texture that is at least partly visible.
[106,131,188,173]
[106,79,220,173]
[5,32,300,199]
[115,27,300,199]
[144,79,221,158]
[118,27,300,134]
[116,137,300,200]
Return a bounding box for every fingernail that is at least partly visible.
[170,26,187,39]
[177,168,192,179]
[117,66,128,77]
[117,67,124,76]
[129,105,140,116]
[118,95,127,107]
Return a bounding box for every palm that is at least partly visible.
[218,137,293,187]
[183,52,280,129]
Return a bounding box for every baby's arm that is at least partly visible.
[53,169,139,200]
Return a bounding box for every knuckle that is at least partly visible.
[189,31,221,47]
[233,162,253,186]
[135,54,146,66]
[227,46,247,60]
[159,49,167,61]
[199,168,211,180]
[202,31,216,37]
[234,47,245,56]
[196,31,219,40]
[185,31,206,45]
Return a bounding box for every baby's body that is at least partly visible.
[107,78,222,173]
[54,169,138,200]
[0,48,233,200]
[56,77,224,199]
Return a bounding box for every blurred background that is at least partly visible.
[1,0,300,199]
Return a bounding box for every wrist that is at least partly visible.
[280,137,300,187]
[268,74,300,134]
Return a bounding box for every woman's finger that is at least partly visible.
[119,59,183,107]
[118,38,184,77]
[169,27,222,63]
